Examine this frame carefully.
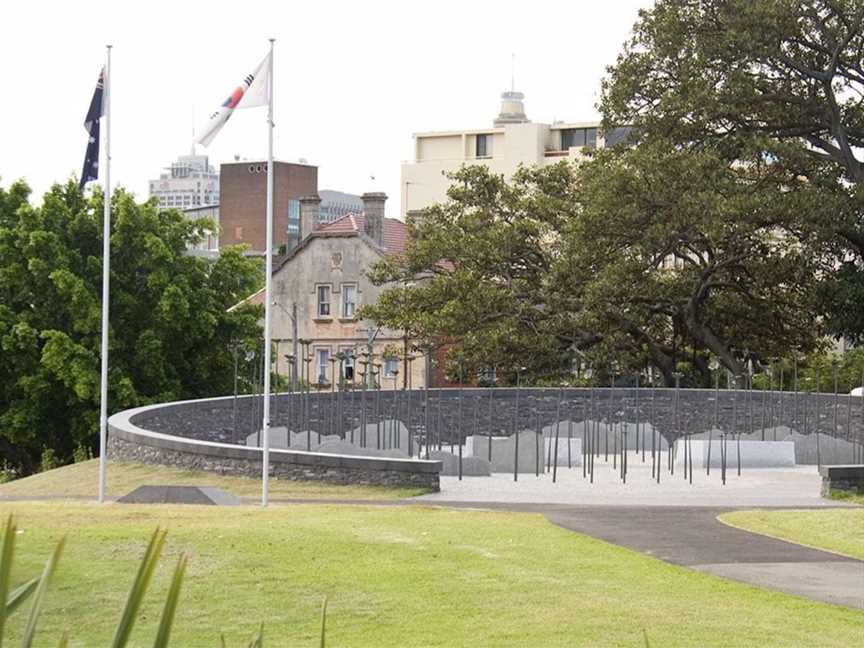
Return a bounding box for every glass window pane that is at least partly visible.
[318,286,330,316]
[316,349,329,382]
[343,285,356,318]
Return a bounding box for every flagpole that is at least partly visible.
[98,44,112,504]
[262,38,275,506]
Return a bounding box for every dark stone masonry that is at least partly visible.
[108,387,864,490]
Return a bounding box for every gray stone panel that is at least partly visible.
[428,450,491,476]
[468,434,544,474]
[118,485,241,506]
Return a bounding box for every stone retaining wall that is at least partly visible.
[108,400,441,491]
[134,388,864,464]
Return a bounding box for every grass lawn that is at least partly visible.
[827,489,864,505]
[719,509,864,560]
[0,459,428,501]
[0,503,862,647]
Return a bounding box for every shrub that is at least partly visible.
[72,444,93,464]
[39,448,60,473]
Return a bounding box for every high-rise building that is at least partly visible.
[318,190,364,224]
[149,154,219,210]
[400,90,631,217]
[219,160,318,253]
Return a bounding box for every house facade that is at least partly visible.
[247,192,428,391]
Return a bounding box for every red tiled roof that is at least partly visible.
[316,213,408,256]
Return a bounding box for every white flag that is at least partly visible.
[194,52,272,148]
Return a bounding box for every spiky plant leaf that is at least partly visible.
[5,579,38,617]
[247,623,263,648]
[0,515,15,644]
[111,528,167,648]
[152,554,187,648]
[319,596,328,648]
[20,534,65,648]
[56,631,68,648]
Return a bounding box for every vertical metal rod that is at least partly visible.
[232,348,240,443]
[488,388,494,462]
[535,400,541,478]
[553,387,562,483]
[457,383,463,481]
[687,433,692,484]
[778,365,785,438]
[513,372,522,482]
[650,386,656,480]
[793,357,799,431]
[815,376,822,470]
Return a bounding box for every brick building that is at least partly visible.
[219,160,317,253]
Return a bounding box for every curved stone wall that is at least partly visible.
[107,397,442,490]
[110,387,864,477]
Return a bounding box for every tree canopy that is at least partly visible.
[0,180,262,473]
[364,150,826,386]
[601,0,864,342]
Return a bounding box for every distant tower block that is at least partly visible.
[494,90,529,126]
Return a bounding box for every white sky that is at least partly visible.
[0,0,651,217]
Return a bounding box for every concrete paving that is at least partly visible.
[416,457,837,507]
[541,505,863,609]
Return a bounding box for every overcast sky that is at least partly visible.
[1,0,652,216]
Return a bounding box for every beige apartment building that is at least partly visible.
[401,90,629,217]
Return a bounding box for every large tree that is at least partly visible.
[362,164,582,382]
[364,155,824,386]
[601,0,864,342]
[556,139,825,385]
[0,180,262,473]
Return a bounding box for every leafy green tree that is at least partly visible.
[601,0,864,342]
[556,138,826,385]
[364,151,825,387]
[362,164,584,383]
[0,180,262,473]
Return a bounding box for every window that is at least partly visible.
[384,357,399,377]
[316,348,330,383]
[475,134,492,158]
[342,284,357,319]
[604,126,634,148]
[317,285,331,317]
[561,128,597,150]
[287,199,300,235]
[342,348,355,381]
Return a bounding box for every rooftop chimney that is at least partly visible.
[299,194,321,243]
[361,192,387,247]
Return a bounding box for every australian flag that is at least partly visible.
[79,68,105,189]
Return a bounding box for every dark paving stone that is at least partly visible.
[117,485,240,506]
